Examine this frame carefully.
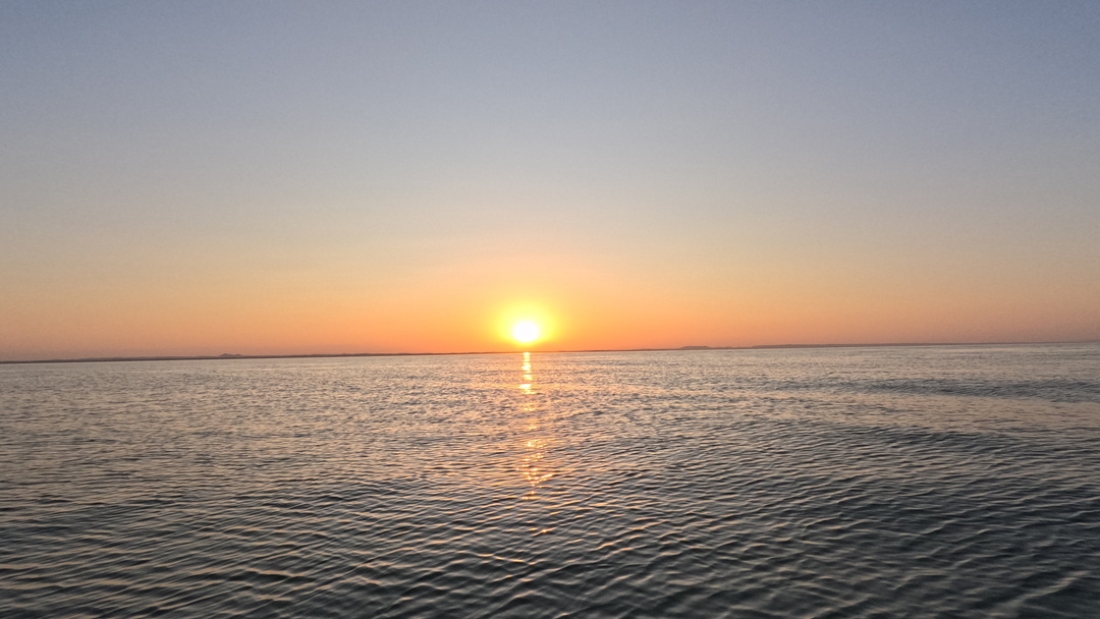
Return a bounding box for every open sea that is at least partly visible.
[2,344,1099,618]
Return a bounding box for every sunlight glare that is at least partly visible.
[512,320,541,345]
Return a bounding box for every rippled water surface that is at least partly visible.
[3,344,1100,618]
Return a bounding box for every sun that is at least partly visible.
[497,304,554,348]
[511,320,541,345]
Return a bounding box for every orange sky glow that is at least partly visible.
[2,3,1098,361]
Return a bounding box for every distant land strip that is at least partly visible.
[2,341,1096,365]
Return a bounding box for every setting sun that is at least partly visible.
[511,320,542,345]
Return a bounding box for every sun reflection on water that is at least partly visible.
[519,351,534,395]
[516,352,553,509]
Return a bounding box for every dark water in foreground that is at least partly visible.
[2,344,1099,618]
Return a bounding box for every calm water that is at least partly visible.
[2,345,1099,618]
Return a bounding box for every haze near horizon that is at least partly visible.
[2,1,1098,361]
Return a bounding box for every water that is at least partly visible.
[2,344,1099,618]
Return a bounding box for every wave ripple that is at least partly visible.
[2,344,1099,617]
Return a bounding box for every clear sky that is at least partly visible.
[2,1,1098,359]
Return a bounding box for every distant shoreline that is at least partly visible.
[2,340,1095,366]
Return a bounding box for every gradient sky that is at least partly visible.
[2,1,1099,359]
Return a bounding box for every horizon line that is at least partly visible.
[2,339,1097,366]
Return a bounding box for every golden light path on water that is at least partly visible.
[517,351,554,535]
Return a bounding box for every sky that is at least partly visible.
[2,1,1099,360]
